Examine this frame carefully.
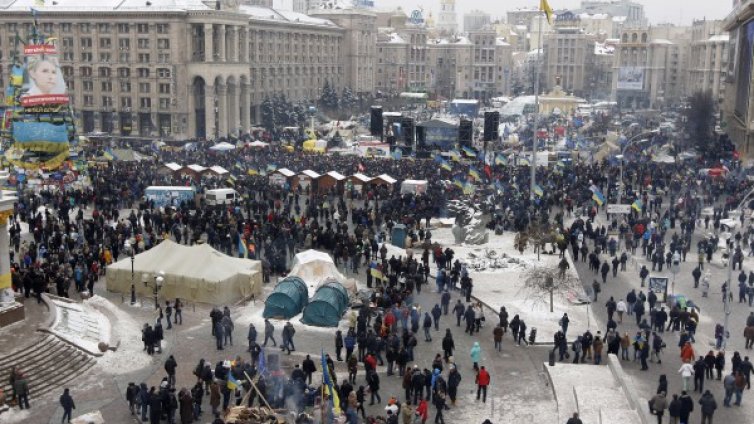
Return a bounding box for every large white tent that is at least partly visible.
[106,240,262,305]
[288,250,357,296]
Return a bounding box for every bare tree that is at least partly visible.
[520,264,581,312]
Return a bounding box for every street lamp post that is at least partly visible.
[144,270,164,310]
[670,251,680,296]
[125,240,136,305]
[723,234,734,350]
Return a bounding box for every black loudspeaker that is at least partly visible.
[401,117,414,144]
[415,150,431,159]
[386,135,396,146]
[416,126,426,147]
[370,106,383,137]
[484,111,500,142]
[459,119,473,147]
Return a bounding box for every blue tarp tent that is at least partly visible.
[301,280,349,327]
[263,276,308,319]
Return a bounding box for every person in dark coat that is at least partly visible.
[678,391,694,423]
[441,329,455,361]
[698,390,717,423]
[150,387,163,424]
[179,387,193,424]
[59,388,75,423]
[447,365,462,406]
[668,393,681,423]
[302,354,316,385]
[335,330,344,361]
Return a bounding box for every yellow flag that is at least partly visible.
[540,0,553,24]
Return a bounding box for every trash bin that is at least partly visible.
[391,224,407,248]
[548,349,556,367]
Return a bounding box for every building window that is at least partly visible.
[83,95,94,106]
[98,23,110,33]
[138,53,150,63]
[99,53,111,63]
[81,52,93,62]
[118,67,130,78]
[137,38,150,49]
[99,38,112,49]
[121,96,132,108]
[156,24,169,34]
[137,23,149,34]
[101,81,112,92]
[158,83,170,94]
[83,80,93,91]
[159,98,170,109]
[80,38,92,48]
[61,66,74,78]
[139,82,150,93]
[157,39,170,49]
[120,81,131,92]
[157,68,170,78]
[102,96,113,107]
[62,37,74,49]
[137,68,150,78]
[63,52,74,61]
[118,23,130,33]
[119,52,130,63]
[61,23,72,33]
[42,23,54,34]
[119,38,130,49]
[98,67,111,77]
[139,97,151,108]
[80,23,91,33]
[81,67,92,77]
[158,53,170,63]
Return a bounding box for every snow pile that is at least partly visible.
[0,408,30,423]
[86,295,154,374]
[71,410,105,424]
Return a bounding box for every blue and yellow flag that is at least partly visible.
[468,167,480,181]
[238,236,248,258]
[592,189,606,206]
[247,168,258,176]
[440,160,452,171]
[495,154,508,166]
[632,199,643,212]
[449,150,461,162]
[266,164,278,172]
[453,176,464,188]
[462,146,476,157]
[519,157,530,166]
[321,349,341,415]
[533,184,544,197]
[103,148,117,161]
[463,182,475,195]
[227,373,241,391]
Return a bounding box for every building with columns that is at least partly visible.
[0,0,369,141]
[688,19,728,103]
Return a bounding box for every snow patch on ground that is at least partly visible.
[0,408,31,423]
[86,295,154,374]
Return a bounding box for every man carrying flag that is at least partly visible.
[321,349,341,415]
[592,189,606,206]
[632,199,643,213]
[533,184,544,198]
[238,235,248,258]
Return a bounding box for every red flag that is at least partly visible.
[484,164,491,178]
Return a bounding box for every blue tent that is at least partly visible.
[301,280,349,327]
[263,276,308,319]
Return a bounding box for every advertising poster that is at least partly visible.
[648,276,669,301]
[617,67,645,90]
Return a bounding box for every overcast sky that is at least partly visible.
[277,0,733,27]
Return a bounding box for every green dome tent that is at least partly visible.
[301,280,350,327]
[263,276,308,319]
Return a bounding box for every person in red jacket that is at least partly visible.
[415,398,429,423]
[364,353,377,373]
[476,366,490,403]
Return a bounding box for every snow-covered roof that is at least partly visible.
[326,171,346,181]
[496,38,511,46]
[300,170,321,179]
[650,39,674,45]
[208,165,229,175]
[594,42,614,55]
[239,5,337,27]
[707,34,730,42]
[612,16,627,23]
[375,174,397,184]
[186,164,206,173]
[276,168,296,178]
[351,173,372,183]
[0,0,211,12]
[577,12,609,20]
[163,162,182,171]
[388,33,406,44]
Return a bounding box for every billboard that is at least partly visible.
[20,44,69,107]
[617,67,644,90]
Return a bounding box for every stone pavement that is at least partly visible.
[571,213,754,423]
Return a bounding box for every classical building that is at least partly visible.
[375,19,429,93]
[0,0,378,140]
[542,11,598,98]
[436,0,457,35]
[579,0,646,26]
[688,19,728,103]
[463,10,491,32]
[610,25,691,109]
[722,1,754,156]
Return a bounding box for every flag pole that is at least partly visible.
[531,12,543,200]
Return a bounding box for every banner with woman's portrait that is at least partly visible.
[19,44,68,107]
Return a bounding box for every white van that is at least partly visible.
[205,188,238,206]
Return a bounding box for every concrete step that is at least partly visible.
[599,408,641,424]
[0,333,95,400]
